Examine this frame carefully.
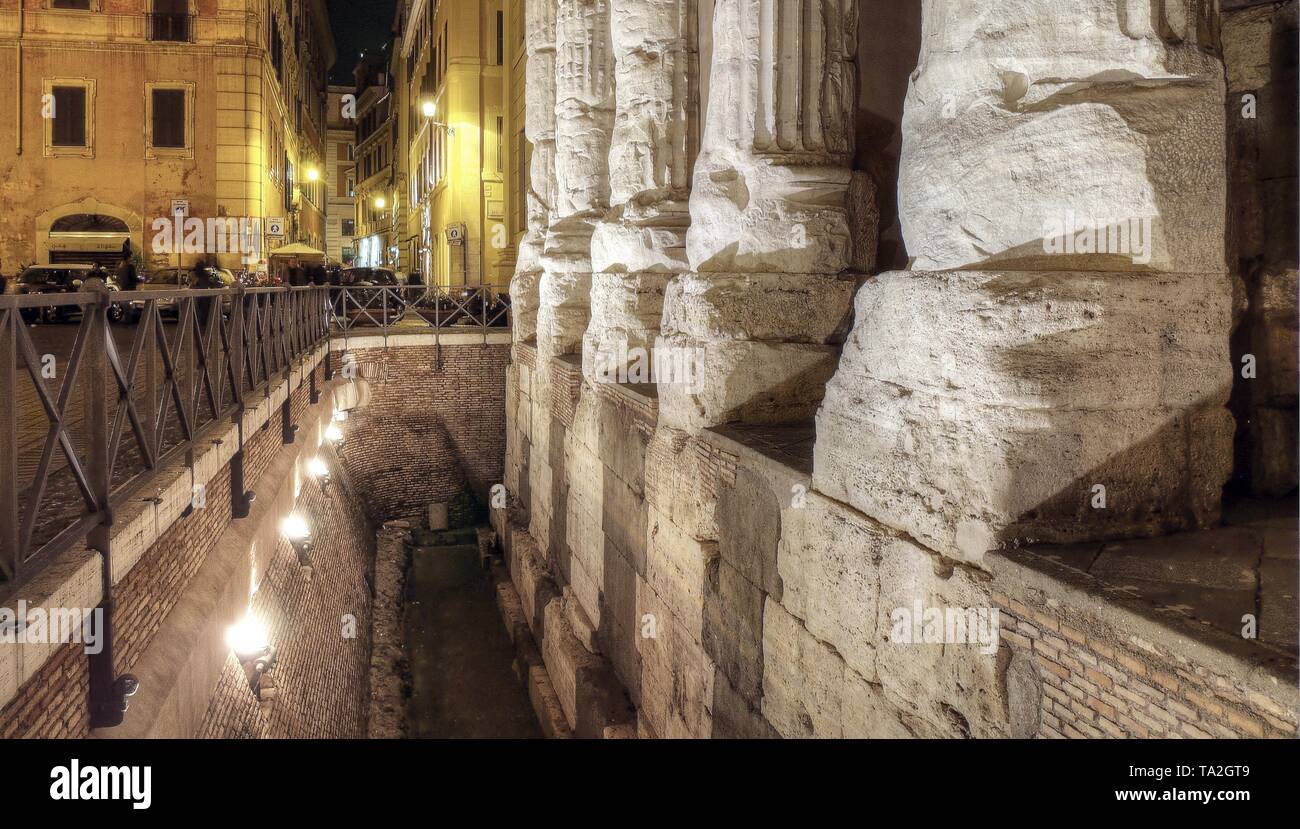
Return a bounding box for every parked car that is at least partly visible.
[336,267,403,325]
[9,264,129,324]
[339,267,399,287]
[134,267,236,320]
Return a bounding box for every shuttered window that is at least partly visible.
[51,87,87,147]
[151,88,187,148]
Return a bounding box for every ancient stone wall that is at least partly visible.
[499,0,1298,740]
[1223,0,1299,497]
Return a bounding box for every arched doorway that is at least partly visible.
[36,199,141,266]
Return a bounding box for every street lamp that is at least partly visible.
[306,167,320,182]
[373,195,387,210]
[421,99,436,119]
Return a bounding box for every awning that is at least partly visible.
[269,243,326,258]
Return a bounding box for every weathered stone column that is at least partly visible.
[657,0,873,430]
[633,0,875,738]
[584,0,698,383]
[537,0,615,362]
[815,0,1233,562]
[509,0,560,345]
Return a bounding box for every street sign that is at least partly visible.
[267,217,286,237]
[446,224,464,244]
[171,199,189,216]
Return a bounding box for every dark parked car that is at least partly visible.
[336,267,403,325]
[9,264,129,324]
[339,267,399,287]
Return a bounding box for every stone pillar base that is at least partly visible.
[815,269,1235,562]
[654,271,855,430]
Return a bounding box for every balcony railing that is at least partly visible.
[0,284,330,588]
[147,12,194,43]
[330,285,512,338]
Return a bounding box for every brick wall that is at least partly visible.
[0,642,89,739]
[113,376,312,679]
[994,591,1298,739]
[199,452,374,738]
[336,343,509,524]
[0,362,324,739]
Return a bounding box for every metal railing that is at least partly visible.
[330,285,511,336]
[0,283,330,587]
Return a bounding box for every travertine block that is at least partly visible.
[778,492,881,682]
[645,505,715,645]
[1255,268,1299,408]
[655,337,842,430]
[816,270,1234,561]
[900,0,1226,272]
[662,272,854,344]
[637,577,715,738]
[541,599,632,737]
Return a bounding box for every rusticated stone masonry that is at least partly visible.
[498,0,1297,741]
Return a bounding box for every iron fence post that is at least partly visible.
[0,306,16,581]
[84,281,134,729]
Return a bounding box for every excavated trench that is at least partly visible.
[403,524,541,738]
[364,500,542,739]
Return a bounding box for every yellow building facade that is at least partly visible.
[0,0,333,274]
[399,0,511,289]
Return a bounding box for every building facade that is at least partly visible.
[326,84,356,263]
[399,0,510,288]
[0,0,334,274]
[351,51,397,269]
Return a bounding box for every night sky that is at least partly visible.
[327,0,399,85]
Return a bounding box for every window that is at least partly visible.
[150,0,191,43]
[51,87,87,147]
[495,116,504,173]
[496,11,504,66]
[270,16,282,74]
[151,89,186,148]
[44,79,94,157]
[342,219,356,237]
[51,0,92,9]
[284,156,294,212]
[146,82,193,157]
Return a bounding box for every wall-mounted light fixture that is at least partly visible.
[225,610,277,699]
[307,455,332,493]
[324,423,345,449]
[421,98,455,135]
[281,512,314,566]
